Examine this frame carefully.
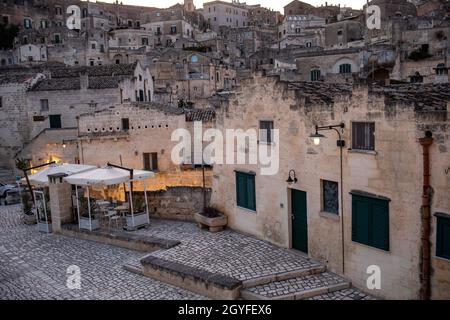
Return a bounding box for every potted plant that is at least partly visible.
[21,192,36,225]
[37,188,52,233]
[125,195,148,229]
[195,207,227,232]
[79,196,99,231]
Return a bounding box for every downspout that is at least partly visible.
[419,130,433,300]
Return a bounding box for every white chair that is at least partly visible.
[106,210,121,230]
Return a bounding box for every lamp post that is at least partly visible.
[309,122,346,275]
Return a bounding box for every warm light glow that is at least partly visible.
[62,143,66,148]
[313,137,321,146]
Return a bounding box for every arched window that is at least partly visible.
[339,63,351,74]
[191,55,198,63]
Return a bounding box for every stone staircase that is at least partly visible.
[241,269,351,300]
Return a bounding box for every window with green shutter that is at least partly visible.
[235,171,256,211]
[351,192,390,251]
[436,213,450,260]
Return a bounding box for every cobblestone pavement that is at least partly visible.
[0,204,204,300]
[307,288,376,300]
[135,218,322,281]
[244,272,348,298]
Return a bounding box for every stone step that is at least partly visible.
[241,272,351,300]
[306,288,376,300]
[242,265,326,289]
[123,262,144,275]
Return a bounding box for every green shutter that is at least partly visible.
[235,172,256,211]
[246,174,256,211]
[437,216,450,259]
[236,173,245,208]
[352,194,389,251]
[352,196,370,245]
[371,201,389,251]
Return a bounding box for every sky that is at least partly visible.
[95,0,367,13]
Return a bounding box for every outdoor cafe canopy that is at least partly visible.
[63,166,154,186]
[63,166,155,231]
[25,163,97,186]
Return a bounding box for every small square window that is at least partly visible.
[259,120,274,143]
[40,99,49,112]
[143,152,158,171]
[352,122,375,151]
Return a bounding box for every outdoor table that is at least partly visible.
[115,205,129,216]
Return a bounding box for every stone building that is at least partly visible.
[279,14,326,39]
[146,49,237,106]
[283,0,341,22]
[5,62,153,171]
[246,4,280,28]
[325,19,364,49]
[209,75,450,299]
[203,0,249,31]
[75,102,215,220]
[294,48,361,82]
[0,70,44,168]
[25,62,153,139]
[392,26,450,84]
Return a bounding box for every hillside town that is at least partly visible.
[0,0,449,302]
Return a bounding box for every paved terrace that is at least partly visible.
[133,219,322,281]
[0,204,204,300]
[0,204,374,300]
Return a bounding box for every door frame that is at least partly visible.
[288,187,308,254]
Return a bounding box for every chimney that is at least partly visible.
[79,71,88,90]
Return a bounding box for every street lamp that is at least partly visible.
[309,122,346,275]
[309,130,326,146]
[309,123,345,147]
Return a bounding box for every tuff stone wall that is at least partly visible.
[210,75,450,299]
[145,186,211,221]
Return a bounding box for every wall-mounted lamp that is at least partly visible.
[286,169,298,184]
[62,142,67,148]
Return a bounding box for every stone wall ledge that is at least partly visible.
[140,255,242,299]
[61,223,180,251]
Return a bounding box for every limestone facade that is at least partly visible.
[210,76,450,299]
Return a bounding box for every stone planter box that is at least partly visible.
[38,221,52,233]
[125,212,149,230]
[79,217,100,231]
[195,211,227,232]
[23,214,37,225]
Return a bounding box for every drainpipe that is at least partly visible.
[419,130,433,300]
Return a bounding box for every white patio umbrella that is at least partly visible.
[25,163,97,186]
[63,166,154,231]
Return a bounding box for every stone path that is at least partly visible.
[0,204,204,300]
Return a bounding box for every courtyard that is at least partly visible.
[0,204,373,300]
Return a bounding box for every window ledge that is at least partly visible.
[319,211,340,221]
[352,241,391,254]
[257,141,276,146]
[236,205,256,214]
[434,255,450,263]
[348,149,378,155]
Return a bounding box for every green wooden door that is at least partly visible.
[292,189,308,253]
